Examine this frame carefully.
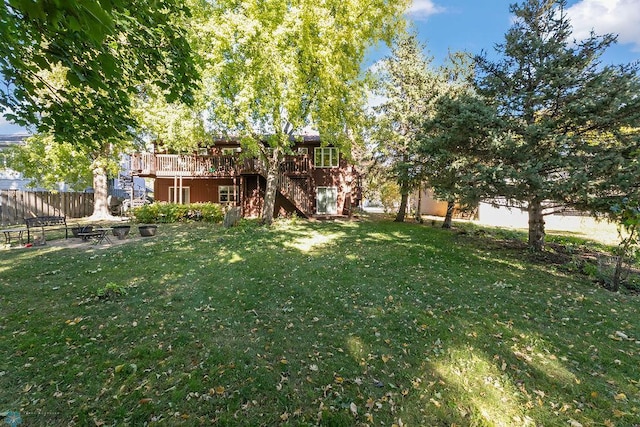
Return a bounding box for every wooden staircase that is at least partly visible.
[247,159,313,217]
[276,172,312,217]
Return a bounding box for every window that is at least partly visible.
[297,147,308,155]
[169,187,190,204]
[222,147,241,156]
[316,187,338,215]
[219,185,238,204]
[314,147,339,168]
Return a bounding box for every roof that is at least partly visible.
[0,134,28,151]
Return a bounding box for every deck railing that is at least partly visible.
[131,153,310,177]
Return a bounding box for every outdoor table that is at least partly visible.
[1,228,26,245]
[78,228,112,245]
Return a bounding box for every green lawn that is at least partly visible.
[1,218,638,426]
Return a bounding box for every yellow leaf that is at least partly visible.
[115,364,125,373]
[382,355,391,363]
[335,376,344,384]
[215,386,225,395]
[280,412,289,421]
[366,397,375,409]
[604,420,615,427]
[614,393,627,401]
[613,409,626,418]
[590,391,599,398]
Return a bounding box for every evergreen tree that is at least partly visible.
[472,0,640,251]
[370,32,444,222]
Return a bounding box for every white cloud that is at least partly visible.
[0,111,29,135]
[567,0,640,50]
[407,0,445,21]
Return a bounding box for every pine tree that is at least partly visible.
[472,0,640,251]
[371,32,445,222]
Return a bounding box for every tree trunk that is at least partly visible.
[611,226,636,292]
[91,162,112,219]
[611,253,624,292]
[262,147,281,226]
[415,184,423,223]
[442,200,455,229]
[528,199,545,252]
[394,184,409,222]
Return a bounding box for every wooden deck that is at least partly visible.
[131,153,310,178]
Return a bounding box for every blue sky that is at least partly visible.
[1,0,639,135]
[399,0,640,66]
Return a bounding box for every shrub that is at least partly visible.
[97,282,128,299]
[131,202,224,224]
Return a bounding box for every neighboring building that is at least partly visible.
[130,135,362,218]
[412,188,476,219]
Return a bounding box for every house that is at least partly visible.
[129,135,362,218]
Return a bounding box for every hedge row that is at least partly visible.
[131,202,225,224]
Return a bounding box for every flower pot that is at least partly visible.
[112,225,131,240]
[138,225,158,237]
[71,226,93,238]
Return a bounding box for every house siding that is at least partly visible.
[134,137,361,218]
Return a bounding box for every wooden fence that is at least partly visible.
[0,190,94,226]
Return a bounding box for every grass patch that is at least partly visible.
[1,218,638,426]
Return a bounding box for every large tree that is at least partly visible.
[0,0,198,217]
[417,53,484,228]
[370,32,444,222]
[471,0,640,251]
[197,0,408,224]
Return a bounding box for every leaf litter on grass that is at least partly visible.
[0,220,638,425]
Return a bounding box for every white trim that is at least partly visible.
[169,186,190,204]
[314,147,339,168]
[219,185,238,204]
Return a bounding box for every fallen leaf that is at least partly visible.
[350,402,357,416]
[614,393,627,401]
[615,331,629,340]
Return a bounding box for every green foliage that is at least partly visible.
[0,0,198,148]
[369,32,444,220]
[131,202,223,224]
[4,133,118,191]
[96,282,128,299]
[192,0,408,223]
[435,0,640,251]
[417,53,484,212]
[379,181,400,214]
